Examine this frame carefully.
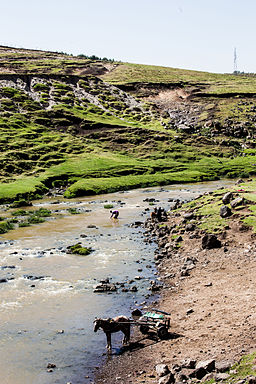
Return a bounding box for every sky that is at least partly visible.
[1,0,256,74]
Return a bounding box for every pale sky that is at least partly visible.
[1,0,255,74]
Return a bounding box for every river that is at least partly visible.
[0,180,233,384]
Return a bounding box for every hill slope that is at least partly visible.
[1,46,256,202]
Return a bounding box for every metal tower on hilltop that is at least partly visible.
[234,47,238,73]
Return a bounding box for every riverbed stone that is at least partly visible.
[158,372,175,384]
[155,364,170,377]
[215,360,234,372]
[222,192,233,204]
[230,197,244,208]
[220,205,232,218]
[195,359,215,372]
[202,234,221,249]
[180,358,196,369]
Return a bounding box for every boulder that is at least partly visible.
[230,197,244,208]
[215,360,234,372]
[156,364,170,377]
[158,372,175,384]
[189,367,207,380]
[180,359,196,369]
[220,205,232,218]
[202,234,221,249]
[183,212,194,220]
[222,192,233,204]
[215,372,230,381]
[247,376,256,384]
[196,359,215,372]
[185,223,196,232]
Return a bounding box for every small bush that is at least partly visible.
[11,209,30,216]
[67,208,80,214]
[18,221,31,227]
[104,204,114,209]
[33,208,51,217]
[67,243,93,256]
[28,215,45,224]
[11,199,32,208]
[0,221,14,234]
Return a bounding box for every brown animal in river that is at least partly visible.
[93,316,130,350]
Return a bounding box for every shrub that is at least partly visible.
[67,208,80,214]
[0,221,14,234]
[66,243,93,255]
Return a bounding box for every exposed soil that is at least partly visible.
[94,204,256,383]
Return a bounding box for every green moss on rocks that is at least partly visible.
[66,243,93,255]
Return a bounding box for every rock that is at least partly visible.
[23,275,45,280]
[220,205,232,218]
[130,221,144,227]
[230,197,244,208]
[202,372,216,382]
[236,179,244,184]
[186,308,194,315]
[155,364,170,377]
[215,372,230,380]
[195,359,215,372]
[247,376,256,384]
[130,285,138,292]
[185,223,196,232]
[180,359,196,369]
[47,363,56,369]
[87,225,98,228]
[189,367,207,380]
[93,283,117,292]
[183,212,194,220]
[222,192,233,204]
[215,360,234,372]
[158,372,175,384]
[202,234,221,249]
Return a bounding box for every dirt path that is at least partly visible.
[94,210,256,384]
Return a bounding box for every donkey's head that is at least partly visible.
[93,318,102,333]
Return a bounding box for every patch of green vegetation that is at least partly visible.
[104,204,114,209]
[11,209,30,216]
[67,207,80,214]
[0,220,14,234]
[101,63,256,94]
[64,170,213,198]
[18,221,31,227]
[67,243,93,256]
[11,199,32,208]
[33,83,49,92]
[33,208,51,217]
[28,215,45,224]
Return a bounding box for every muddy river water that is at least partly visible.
[0,180,233,384]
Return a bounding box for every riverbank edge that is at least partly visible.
[94,179,256,384]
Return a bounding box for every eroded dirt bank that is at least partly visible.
[95,184,256,384]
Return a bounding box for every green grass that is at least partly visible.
[101,63,256,94]
[1,46,256,203]
[204,351,256,383]
[64,170,213,198]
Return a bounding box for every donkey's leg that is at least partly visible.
[106,332,112,350]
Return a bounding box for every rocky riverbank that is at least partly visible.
[94,179,256,384]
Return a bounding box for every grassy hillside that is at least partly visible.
[1,46,256,203]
